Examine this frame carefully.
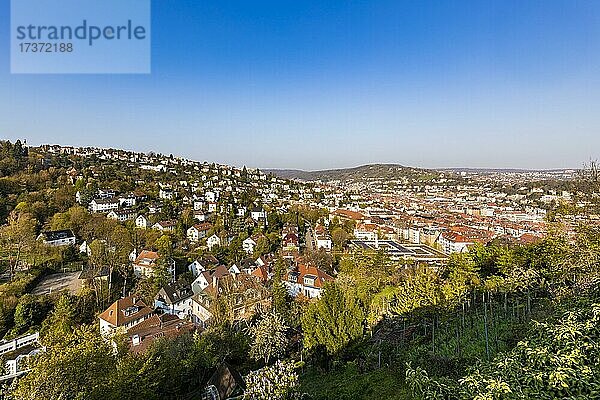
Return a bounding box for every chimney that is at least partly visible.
[212,275,217,287]
[375,233,379,249]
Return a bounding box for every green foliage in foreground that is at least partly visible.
[11,326,114,400]
[244,360,300,400]
[9,323,252,400]
[301,282,366,357]
[407,297,600,399]
[300,362,410,400]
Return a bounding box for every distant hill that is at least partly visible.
[266,164,445,182]
[439,167,578,174]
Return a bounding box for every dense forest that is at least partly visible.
[1,139,600,399]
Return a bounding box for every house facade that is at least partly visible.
[207,234,221,250]
[132,250,175,279]
[154,282,195,319]
[284,264,334,299]
[187,223,212,242]
[89,198,119,213]
[98,296,154,336]
[37,230,76,247]
[135,214,149,229]
[107,209,137,222]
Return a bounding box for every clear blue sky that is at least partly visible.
[1,1,599,170]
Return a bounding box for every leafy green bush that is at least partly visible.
[407,299,600,399]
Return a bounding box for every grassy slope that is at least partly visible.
[299,363,411,400]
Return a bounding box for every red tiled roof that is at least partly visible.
[332,209,366,221]
[126,314,196,354]
[193,223,213,231]
[135,250,159,264]
[519,233,543,244]
[251,265,269,283]
[287,264,334,288]
[98,296,153,327]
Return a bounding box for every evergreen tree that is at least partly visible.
[301,282,366,357]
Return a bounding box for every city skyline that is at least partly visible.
[2,1,600,170]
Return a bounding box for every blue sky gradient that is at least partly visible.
[1,1,599,169]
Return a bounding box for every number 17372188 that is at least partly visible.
[19,42,73,53]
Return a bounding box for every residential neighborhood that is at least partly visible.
[0,141,598,399]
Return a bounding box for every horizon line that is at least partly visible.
[5,137,586,173]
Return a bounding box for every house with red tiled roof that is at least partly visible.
[190,272,271,327]
[126,314,196,354]
[152,220,177,232]
[132,249,175,279]
[98,295,154,336]
[330,209,366,222]
[284,264,334,299]
[438,231,473,254]
[251,265,269,284]
[282,233,299,251]
[187,223,212,242]
[519,233,544,245]
[353,223,378,240]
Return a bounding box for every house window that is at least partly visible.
[303,275,316,287]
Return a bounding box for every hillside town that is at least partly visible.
[1,141,598,399]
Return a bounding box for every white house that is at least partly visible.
[152,220,176,232]
[135,214,149,229]
[159,188,175,200]
[118,195,136,208]
[186,223,211,242]
[354,224,378,241]
[187,260,206,277]
[89,198,119,213]
[148,204,162,214]
[191,265,230,294]
[205,191,217,202]
[98,296,154,337]
[154,283,194,319]
[1,332,45,378]
[438,231,473,254]
[37,230,76,247]
[242,237,257,254]
[194,211,207,222]
[107,209,136,222]
[316,235,332,251]
[132,250,175,279]
[284,264,334,299]
[207,202,217,213]
[0,332,40,357]
[79,241,91,255]
[250,206,267,222]
[207,234,221,250]
[97,188,117,199]
[190,293,213,328]
[187,255,219,277]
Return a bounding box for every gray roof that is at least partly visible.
[156,282,194,305]
[39,230,75,242]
